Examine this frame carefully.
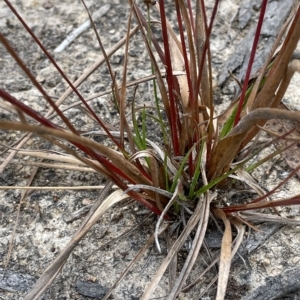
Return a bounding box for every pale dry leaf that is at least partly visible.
[214,209,232,300]
[229,170,269,199]
[265,104,300,178]
[24,185,128,300]
[141,197,206,300]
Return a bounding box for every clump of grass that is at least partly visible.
[0,0,300,299]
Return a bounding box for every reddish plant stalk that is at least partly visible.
[223,195,300,213]
[186,0,195,35]
[0,32,77,135]
[4,0,122,149]
[135,5,166,65]
[175,0,195,175]
[233,0,268,126]
[0,89,161,215]
[1,90,162,214]
[158,0,180,156]
[248,165,300,204]
[195,0,218,96]
[105,173,163,215]
[2,2,156,192]
[194,0,218,125]
[0,31,132,182]
[0,89,138,184]
[198,0,214,169]
[223,165,300,213]
[0,89,60,130]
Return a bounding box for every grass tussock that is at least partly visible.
[0,0,300,299]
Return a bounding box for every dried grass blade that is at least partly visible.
[244,166,300,206]
[119,8,135,148]
[24,185,128,300]
[149,156,164,211]
[167,232,178,294]
[1,5,139,180]
[101,224,169,300]
[58,70,184,117]
[261,124,300,142]
[141,195,206,299]
[0,24,77,134]
[240,211,300,225]
[3,0,119,147]
[181,255,220,293]
[208,108,300,180]
[244,141,297,174]
[263,106,300,178]
[204,220,244,300]
[253,5,300,110]
[166,192,215,299]
[156,0,180,155]
[242,59,300,150]
[195,0,209,105]
[213,209,232,300]
[229,170,268,199]
[177,0,197,107]
[240,5,300,148]
[223,193,300,213]
[229,109,300,138]
[155,180,181,253]
[230,219,246,257]
[10,150,89,166]
[0,121,163,213]
[145,139,178,176]
[1,25,138,175]
[181,218,245,298]
[2,160,97,173]
[76,129,179,178]
[0,134,31,173]
[123,184,172,199]
[41,135,111,179]
[0,121,152,186]
[80,0,122,148]
[233,0,268,126]
[271,59,300,109]
[246,5,296,110]
[129,0,171,120]
[0,185,110,191]
[81,0,131,149]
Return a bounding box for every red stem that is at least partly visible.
[0,91,162,214]
[175,0,195,175]
[135,5,166,65]
[159,0,180,156]
[223,195,300,213]
[223,165,300,213]
[198,0,214,169]
[0,32,77,135]
[195,0,218,99]
[233,0,268,126]
[0,89,61,130]
[186,0,195,36]
[4,0,122,149]
[0,89,134,184]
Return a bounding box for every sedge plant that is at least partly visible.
[0,0,300,299]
